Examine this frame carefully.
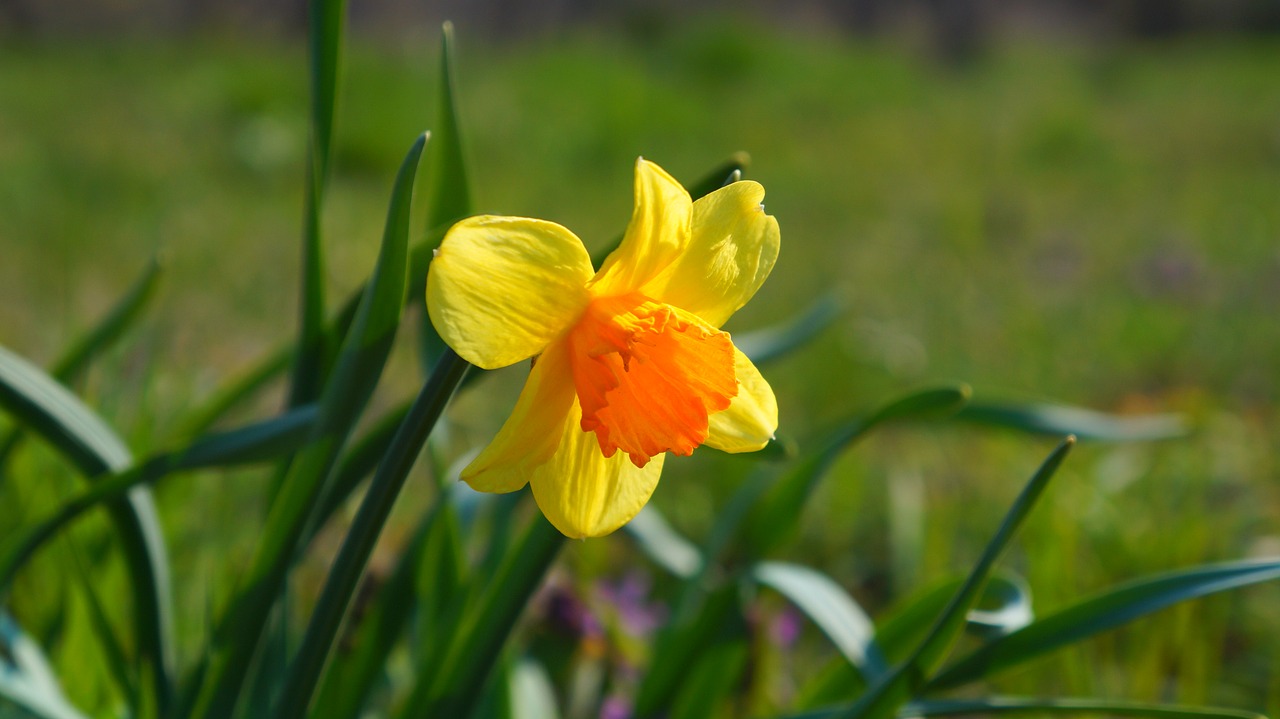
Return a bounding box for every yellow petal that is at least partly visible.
[461,340,576,493]
[640,180,780,328]
[704,347,778,453]
[590,158,692,296]
[427,216,594,370]
[529,397,667,538]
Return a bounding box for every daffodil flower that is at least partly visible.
[427,158,780,538]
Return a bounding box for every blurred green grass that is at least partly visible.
[2,20,1279,713]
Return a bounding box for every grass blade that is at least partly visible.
[405,514,565,719]
[957,402,1187,442]
[833,437,1075,719]
[0,344,174,715]
[753,561,888,681]
[633,583,745,718]
[927,558,1280,692]
[733,293,842,367]
[424,21,472,234]
[0,406,318,591]
[289,0,349,406]
[414,21,473,373]
[276,351,469,719]
[306,489,458,719]
[63,539,139,711]
[730,385,971,559]
[906,697,1265,719]
[190,133,426,719]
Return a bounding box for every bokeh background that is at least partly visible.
[2,0,1279,714]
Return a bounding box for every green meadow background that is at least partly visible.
[2,15,1279,714]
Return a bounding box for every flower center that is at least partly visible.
[567,292,737,468]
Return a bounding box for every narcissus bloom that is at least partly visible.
[427,159,780,538]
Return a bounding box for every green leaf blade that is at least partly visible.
[928,558,1280,691]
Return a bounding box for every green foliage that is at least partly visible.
[0,17,1276,719]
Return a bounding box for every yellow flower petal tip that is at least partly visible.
[426,158,780,538]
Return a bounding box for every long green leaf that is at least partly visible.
[633,583,743,718]
[277,351,469,719]
[415,22,472,375]
[0,406,318,591]
[730,385,971,560]
[63,539,138,712]
[0,253,159,470]
[928,558,1280,691]
[753,561,888,681]
[312,399,412,529]
[778,697,1265,719]
[424,21,472,236]
[906,697,1265,719]
[834,438,1075,719]
[190,133,426,719]
[958,402,1187,442]
[0,344,174,715]
[406,514,565,719]
[306,488,459,719]
[733,294,842,367]
[289,0,349,406]
[179,344,292,438]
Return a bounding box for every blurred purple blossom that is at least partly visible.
[599,695,633,719]
[769,605,803,649]
[594,571,667,637]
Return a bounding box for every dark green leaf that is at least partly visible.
[0,344,174,715]
[733,294,842,367]
[289,0,350,406]
[633,583,743,718]
[907,697,1264,719]
[404,514,564,719]
[833,438,1074,719]
[928,558,1280,691]
[730,385,971,559]
[190,133,426,719]
[957,402,1187,442]
[277,351,470,719]
[776,697,1265,719]
[0,406,319,592]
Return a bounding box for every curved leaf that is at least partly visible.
[834,438,1075,719]
[928,558,1280,691]
[734,294,842,367]
[0,344,174,714]
[754,561,888,680]
[0,406,319,591]
[958,402,1187,442]
[731,385,972,559]
[0,612,91,719]
[907,697,1264,719]
[190,132,426,719]
[277,351,470,719]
